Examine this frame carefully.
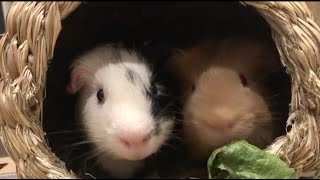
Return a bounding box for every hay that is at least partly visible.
[0,1,319,179]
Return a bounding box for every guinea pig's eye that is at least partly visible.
[97,89,105,103]
[239,73,248,87]
[191,84,196,92]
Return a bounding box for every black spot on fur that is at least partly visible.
[126,68,136,84]
[154,121,161,135]
[145,72,181,137]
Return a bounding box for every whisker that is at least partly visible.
[170,117,185,122]
[45,129,97,135]
[70,151,95,163]
[264,93,281,101]
[70,140,101,147]
[69,143,103,163]
[162,142,183,151]
[85,148,105,163]
[84,173,96,179]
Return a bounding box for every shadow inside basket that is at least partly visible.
[42,2,291,179]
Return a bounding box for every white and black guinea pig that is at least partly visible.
[65,43,181,178]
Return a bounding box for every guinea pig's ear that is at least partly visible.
[66,66,88,95]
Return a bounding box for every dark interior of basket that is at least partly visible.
[43,2,291,179]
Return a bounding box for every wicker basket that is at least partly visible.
[0,1,319,179]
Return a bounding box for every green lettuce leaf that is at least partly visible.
[207,140,297,179]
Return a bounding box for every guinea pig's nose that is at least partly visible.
[119,132,151,148]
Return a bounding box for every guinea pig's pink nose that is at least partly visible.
[119,132,151,148]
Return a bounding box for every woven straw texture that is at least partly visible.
[0,1,319,179]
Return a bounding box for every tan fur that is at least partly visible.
[183,67,274,160]
[167,37,280,98]
[167,37,280,162]
[306,2,320,27]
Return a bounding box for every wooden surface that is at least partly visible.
[0,157,17,179]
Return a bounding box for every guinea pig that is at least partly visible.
[182,66,275,161]
[167,36,285,162]
[65,43,179,178]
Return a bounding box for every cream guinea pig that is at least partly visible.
[167,36,283,162]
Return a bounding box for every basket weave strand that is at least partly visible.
[0,1,80,179]
[241,1,320,177]
[0,1,319,179]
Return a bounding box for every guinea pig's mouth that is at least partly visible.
[206,120,236,132]
[113,141,157,161]
[100,118,173,161]
[123,151,152,161]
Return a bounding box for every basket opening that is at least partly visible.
[42,2,291,178]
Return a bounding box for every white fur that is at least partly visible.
[71,45,174,178]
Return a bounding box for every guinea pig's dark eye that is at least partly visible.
[97,89,105,103]
[191,84,196,92]
[239,73,248,87]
